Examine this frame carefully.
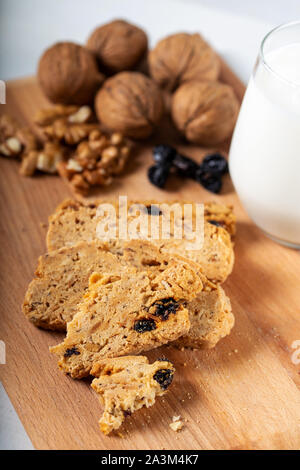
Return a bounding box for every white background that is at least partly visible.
[0,0,299,451]
[2,0,299,82]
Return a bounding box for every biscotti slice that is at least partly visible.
[204,201,236,236]
[46,198,234,283]
[23,240,202,331]
[50,257,202,378]
[23,241,120,330]
[173,284,234,349]
[24,237,233,347]
[91,356,175,435]
[123,240,234,349]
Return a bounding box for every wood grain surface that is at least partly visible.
[0,60,300,450]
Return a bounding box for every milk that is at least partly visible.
[229,43,300,246]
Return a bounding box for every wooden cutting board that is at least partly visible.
[0,60,300,451]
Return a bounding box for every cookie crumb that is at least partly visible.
[169,416,184,432]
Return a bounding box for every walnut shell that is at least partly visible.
[38,42,104,105]
[95,72,164,139]
[171,81,239,146]
[149,33,220,91]
[86,19,148,73]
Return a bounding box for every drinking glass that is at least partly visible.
[229,21,300,248]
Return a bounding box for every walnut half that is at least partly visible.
[58,129,131,195]
[34,105,98,145]
[0,114,38,158]
[20,142,66,176]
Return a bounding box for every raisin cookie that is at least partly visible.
[124,240,234,349]
[91,356,174,435]
[23,241,114,330]
[50,255,202,378]
[24,240,234,348]
[46,198,235,283]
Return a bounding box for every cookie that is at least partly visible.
[123,240,234,349]
[46,198,235,283]
[91,356,175,435]
[204,201,236,236]
[24,239,233,348]
[50,253,202,378]
[23,241,119,330]
[23,240,200,331]
[173,285,234,349]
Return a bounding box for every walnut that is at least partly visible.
[86,19,148,73]
[37,42,105,105]
[0,114,38,158]
[95,72,164,139]
[20,142,66,176]
[148,33,220,91]
[58,129,131,195]
[35,105,99,145]
[171,81,239,146]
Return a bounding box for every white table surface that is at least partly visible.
[0,0,295,451]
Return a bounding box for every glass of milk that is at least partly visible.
[229,21,300,248]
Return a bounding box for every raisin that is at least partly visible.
[148,164,170,188]
[157,356,173,365]
[173,153,199,178]
[123,410,132,417]
[64,347,80,357]
[153,298,179,321]
[153,368,174,390]
[145,205,162,216]
[195,169,222,194]
[153,144,176,166]
[134,318,156,333]
[201,153,228,176]
[208,220,223,228]
[202,176,222,194]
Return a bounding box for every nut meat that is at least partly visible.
[0,114,37,158]
[58,129,131,195]
[35,104,98,145]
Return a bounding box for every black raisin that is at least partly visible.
[203,176,222,194]
[153,144,176,166]
[153,298,179,321]
[173,153,199,179]
[153,368,174,390]
[157,356,173,365]
[64,347,80,358]
[201,153,228,176]
[195,169,222,194]
[145,205,162,216]
[134,318,156,333]
[148,165,170,188]
[123,410,132,417]
[208,220,223,228]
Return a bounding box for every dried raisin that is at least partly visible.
[64,347,80,357]
[153,368,174,390]
[134,318,156,333]
[153,298,179,321]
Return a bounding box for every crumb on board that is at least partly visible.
[169,415,184,432]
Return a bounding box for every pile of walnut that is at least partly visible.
[0,106,131,195]
[36,20,239,146]
[1,19,239,196]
